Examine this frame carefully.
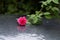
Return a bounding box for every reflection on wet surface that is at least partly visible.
[0,33,45,40]
[17,26,27,32]
[0,15,60,40]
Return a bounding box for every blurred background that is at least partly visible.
[0,0,59,16]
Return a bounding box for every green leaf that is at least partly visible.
[39,13,43,16]
[44,12,50,15]
[35,11,40,14]
[42,0,52,6]
[52,0,59,4]
[45,15,52,19]
[46,6,52,10]
[46,0,52,4]
[33,17,38,24]
[30,14,35,18]
[42,1,47,5]
[51,7,59,12]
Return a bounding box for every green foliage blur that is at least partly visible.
[27,0,60,25]
[0,0,43,15]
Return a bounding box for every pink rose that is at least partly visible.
[17,16,27,26]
